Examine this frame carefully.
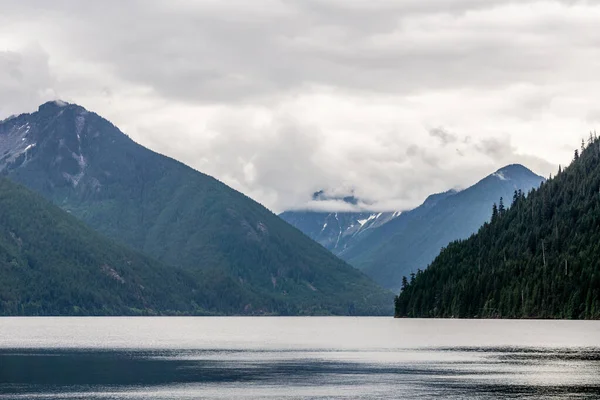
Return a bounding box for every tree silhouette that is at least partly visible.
[491,203,498,222]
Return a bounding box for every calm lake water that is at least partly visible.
[1,317,599,399]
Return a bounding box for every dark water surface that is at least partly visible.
[1,317,599,399]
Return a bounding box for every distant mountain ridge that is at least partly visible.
[281,165,545,291]
[280,191,400,253]
[342,164,545,290]
[0,101,392,315]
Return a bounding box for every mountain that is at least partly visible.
[0,101,392,315]
[395,139,600,319]
[280,192,400,253]
[281,165,544,291]
[0,177,206,315]
[341,165,545,290]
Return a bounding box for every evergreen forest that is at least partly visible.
[395,136,600,319]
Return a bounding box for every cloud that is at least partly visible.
[0,0,594,212]
[428,127,458,146]
[475,137,556,178]
[0,45,56,117]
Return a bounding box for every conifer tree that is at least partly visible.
[401,276,409,292]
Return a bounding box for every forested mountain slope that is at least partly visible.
[0,101,392,315]
[395,138,600,319]
[0,178,205,315]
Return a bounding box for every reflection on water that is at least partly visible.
[1,318,599,399]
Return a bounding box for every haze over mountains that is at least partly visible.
[280,192,400,254]
[282,165,545,291]
[0,101,392,315]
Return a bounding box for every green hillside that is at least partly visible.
[0,178,210,315]
[0,101,392,315]
[395,137,600,319]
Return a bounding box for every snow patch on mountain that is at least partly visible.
[0,122,38,170]
[358,214,378,226]
[493,171,508,181]
[334,213,342,248]
[23,143,36,152]
[64,112,89,188]
[320,222,328,232]
[75,115,85,140]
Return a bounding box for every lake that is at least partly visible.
[1,317,599,399]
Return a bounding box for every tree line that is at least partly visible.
[395,133,600,319]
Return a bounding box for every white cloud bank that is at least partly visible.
[0,0,596,212]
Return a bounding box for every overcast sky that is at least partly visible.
[0,0,597,212]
